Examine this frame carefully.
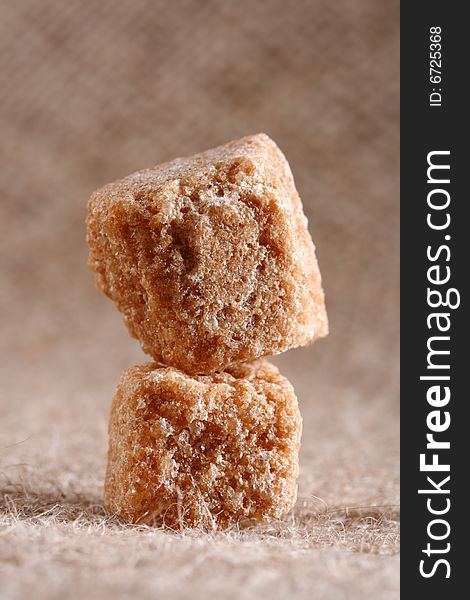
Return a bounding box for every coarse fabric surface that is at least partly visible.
[0,1,399,598]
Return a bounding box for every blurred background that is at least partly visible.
[0,1,399,597]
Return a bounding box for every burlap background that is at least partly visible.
[0,1,399,598]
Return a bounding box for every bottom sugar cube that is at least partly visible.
[104,360,302,529]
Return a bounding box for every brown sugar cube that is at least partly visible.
[104,360,302,530]
[87,133,328,374]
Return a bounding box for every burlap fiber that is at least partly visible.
[0,1,399,598]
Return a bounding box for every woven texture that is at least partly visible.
[0,1,399,598]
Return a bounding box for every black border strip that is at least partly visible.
[401,3,467,595]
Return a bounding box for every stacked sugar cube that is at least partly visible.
[87,134,328,530]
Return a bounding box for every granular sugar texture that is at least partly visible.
[104,360,302,530]
[87,134,328,374]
